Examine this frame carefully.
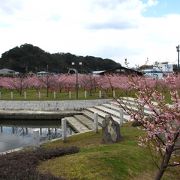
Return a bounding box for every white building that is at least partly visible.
[37,71,49,77]
[0,68,19,76]
[141,62,174,79]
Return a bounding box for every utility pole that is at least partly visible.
[176,45,180,70]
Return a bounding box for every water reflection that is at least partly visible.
[0,120,74,153]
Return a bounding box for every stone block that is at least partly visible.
[102,115,122,144]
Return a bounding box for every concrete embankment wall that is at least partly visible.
[0,99,111,111]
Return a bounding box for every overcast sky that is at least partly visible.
[0,0,180,67]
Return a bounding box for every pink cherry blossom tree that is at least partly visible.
[49,74,69,92]
[96,74,134,97]
[116,75,179,180]
[25,75,43,91]
[1,75,29,95]
[37,74,58,97]
[79,74,98,96]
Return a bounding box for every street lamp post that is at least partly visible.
[46,64,49,97]
[176,45,180,70]
[75,69,78,99]
[68,62,82,99]
[68,68,78,99]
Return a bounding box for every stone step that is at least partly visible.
[82,110,104,126]
[120,97,158,111]
[94,105,130,122]
[95,105,120,117]
[103,103,121,112]
[86,107,121,124]
[65,117,90,133]
[116,99,144,109]
[121,97,136,102]
[111,101,153,115]
[103,103,134,116]
[74,114,101,130]
[109,101,153,122]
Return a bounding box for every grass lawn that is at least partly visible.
[0,88,135,100]
[0,88,173,103]
[38,124,180,180]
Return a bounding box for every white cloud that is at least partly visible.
[147,0,158,7]
[0,0,180,67]
[0,0,23,15]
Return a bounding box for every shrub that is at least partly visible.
[0,146,79,180]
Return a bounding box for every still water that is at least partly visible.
[0,120,74,153]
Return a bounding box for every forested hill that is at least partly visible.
[0,44,120,73]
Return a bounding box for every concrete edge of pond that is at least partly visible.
[0,99,112,120]
[0,110,82,120]
[0,99,112,111]
[0,146,24,155]
[0,130,93,155]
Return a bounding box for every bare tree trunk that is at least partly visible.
[20,86,23,96]
[46,75,49,97]
[46,87,49,97]
[155,146,173,180]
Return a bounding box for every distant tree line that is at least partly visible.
[0,44,120,73]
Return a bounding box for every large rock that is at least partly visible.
[102,115,122,144]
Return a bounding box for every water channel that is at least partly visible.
[0,119,74,153]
